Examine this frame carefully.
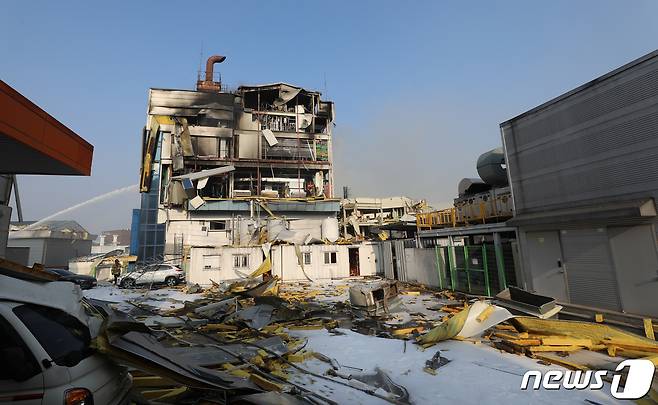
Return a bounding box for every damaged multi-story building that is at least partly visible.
[134,55,364,280]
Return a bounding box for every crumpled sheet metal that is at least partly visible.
[241,276,279,298]
[249,257,272,278]
[329,367,410,404]
[143,315,208,328]
[194,297,237,320]
[164,336,289,368]
[229,304,276,329]
[0,274,90,325]
[417,301,513,344]
[94,303,257,394]
[101,330,256,393]
[233,392,310,405]
[459,301,514,338]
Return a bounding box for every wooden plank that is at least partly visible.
[604,340,658,354]
[532,354,589,371]
[541,337,593,347]
[141,387,186,399]
[507,339,542,347]
[249,374,283,392]
[392,327,425,336]
[528,345,583,353]
[644,319,655,340]
[492,332,528,340]
[0,258,58,281]
[476,305,496,323]
[132,376,177,388]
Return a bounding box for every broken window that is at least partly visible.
[324,251,337,265]
[315,140,329,161]
[198,176,229,199]
[233,254,249,268]
[303,252,312,265]
[219,138,229,158]
[13,304,92,368]
[160,164,170,204]
[210,221,227,230]
[261,138,314,160]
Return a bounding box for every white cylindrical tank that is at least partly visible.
[267,218,287,242]
[322,217,339,242]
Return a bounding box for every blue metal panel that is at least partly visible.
[130,209,140,256]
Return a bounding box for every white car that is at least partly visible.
[0,300,131,405]
[119,264,185,288]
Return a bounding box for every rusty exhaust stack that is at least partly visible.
[197,55,226,92]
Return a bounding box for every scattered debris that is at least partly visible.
[5,254,651,404]
[423,350,451,375]
[494,286,562,318]
[349,279,401,316]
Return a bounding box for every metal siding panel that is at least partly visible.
[503,54,658,214]
[560,229,622,310]
[393,240,407,281]
[608,225,658,316]
[382,241,394,279]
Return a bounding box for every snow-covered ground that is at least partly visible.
[287,328,619,405]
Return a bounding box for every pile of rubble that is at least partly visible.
[2,257,657,404]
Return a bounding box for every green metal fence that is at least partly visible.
[433,244,510,296]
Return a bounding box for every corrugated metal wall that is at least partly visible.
[560,229,622,310]
[502,52,658,214]
[393,240,407,282]
[382,241,394,279]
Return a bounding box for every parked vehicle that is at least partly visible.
[0,301,131,405]
[119,264,185,288]
[46,268,97,290]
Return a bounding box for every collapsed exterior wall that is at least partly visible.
[341,196,425,239]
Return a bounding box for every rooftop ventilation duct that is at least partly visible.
[196,55,226,92]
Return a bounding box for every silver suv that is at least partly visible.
[119,264,185,288]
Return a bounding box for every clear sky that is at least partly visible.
[2,1,658,233]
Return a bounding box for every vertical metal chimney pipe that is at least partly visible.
[205,55,226,82]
